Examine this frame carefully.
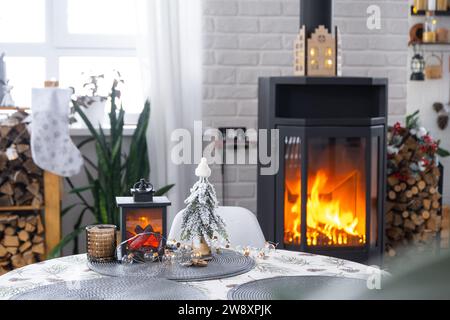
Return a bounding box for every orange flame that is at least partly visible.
[284,170,365,246]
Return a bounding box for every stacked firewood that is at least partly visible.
[0,111,43,207]
[386,114,445,257]
[0,214,45,275]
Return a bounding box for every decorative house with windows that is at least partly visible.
[293,0,342,77]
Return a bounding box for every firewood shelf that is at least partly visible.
[0,206,43,212]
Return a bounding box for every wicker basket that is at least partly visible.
[425,54,443,80]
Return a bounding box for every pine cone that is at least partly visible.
[433,102,444,113]
[437,114,449,130]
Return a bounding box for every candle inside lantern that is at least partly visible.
[86,224,117,262]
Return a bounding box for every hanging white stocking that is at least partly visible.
[31,88,83,177]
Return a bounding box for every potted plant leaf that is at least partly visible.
[71,72,111,127]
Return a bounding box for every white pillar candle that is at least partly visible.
[428,0,437,11]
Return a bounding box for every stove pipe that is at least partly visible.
[300,0,333,36]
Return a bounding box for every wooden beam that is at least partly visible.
[43,171,62,256]
[42,80,62,258]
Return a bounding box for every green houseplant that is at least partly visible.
[49,80,174,258]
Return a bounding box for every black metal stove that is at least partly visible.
[257,76,387,264]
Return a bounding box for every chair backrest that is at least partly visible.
[168,206,266,248]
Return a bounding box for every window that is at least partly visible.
[0,0,142,123]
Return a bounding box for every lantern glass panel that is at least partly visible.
[124,208,163,249]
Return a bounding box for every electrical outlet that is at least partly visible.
[218,127,249,149]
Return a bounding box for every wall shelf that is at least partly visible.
[409,42,450,51]
[410,42,450,46]
[411,6,450,16]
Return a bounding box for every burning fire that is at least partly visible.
[284,170,366,246]
[126,212,162,250]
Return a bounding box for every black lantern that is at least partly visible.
[116,180,171,258]
[131,179,154,202]
[410,44,425,81]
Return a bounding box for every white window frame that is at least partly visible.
[1,0,139,122]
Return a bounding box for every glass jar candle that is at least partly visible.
[423,12,437,43]
[414,0,427,11]
[437,0,447,11]
[428,0,437,11]
[86,224,117,262]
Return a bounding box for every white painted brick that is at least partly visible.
[239,35,282,49]
[237,68,281,84]
[389,85,406,99]
[341,67,369,77]
[203,51,215,65]
[216,51,259,66]
[282,34,296,49]
[261,52,292,66]
[368,68,406,85]
[389,100,407,115]
[386,53,408,67]
[335,18,385,35]
[260,18,299,34]
[239,1,281,16]
[334,2,369,18]
[203,35,213,49]
[203,1,238,16]
[386,19,409,35]
[210,166,237,182]
[369,36,409,51]
[203,86,215,99]
[388,68,409,85]
[238,165,257,182]
[203,17,215,33]
[238,100,258,116]
[216,17,259,33]
[341,35,369,50]
[280,67,293,76]
[204,67,236,84]
[205,34,239,49]
[343,52,386,66]
[381,3,409,19]
[203,101,238,116]
[281,1,299,16]
[214,85,257,99]
[225,183,255,198]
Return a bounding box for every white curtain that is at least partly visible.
[136,0,202,224]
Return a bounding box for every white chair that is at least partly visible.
[168,206,266,248]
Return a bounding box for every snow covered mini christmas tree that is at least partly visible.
[181,158,227,258]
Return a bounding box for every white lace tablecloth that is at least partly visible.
[0,250,377,300]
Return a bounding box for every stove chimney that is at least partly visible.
[294,0,339,77]
[300,0,333,37]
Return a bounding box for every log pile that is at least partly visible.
[386,116,444,258]
[0,214,45,275]
[0,111,43,207]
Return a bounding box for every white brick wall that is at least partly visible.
[202,0,409,214]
